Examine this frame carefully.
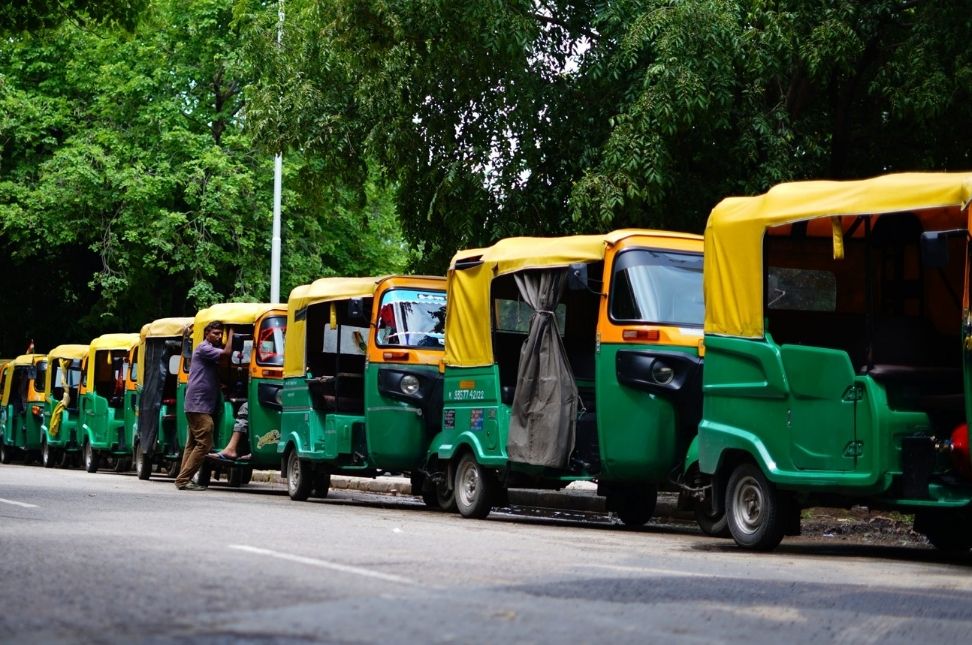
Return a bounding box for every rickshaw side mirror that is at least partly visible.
[567,263,589,291]
[347,298,369,326]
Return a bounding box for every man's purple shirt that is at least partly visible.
[185,340,223,414]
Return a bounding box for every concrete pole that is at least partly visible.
[270,0,284,304]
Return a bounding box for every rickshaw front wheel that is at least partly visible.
[312,471,331,498]
[725,463,785,551]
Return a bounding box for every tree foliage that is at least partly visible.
[247,0,972,271]
[0,0,411,353]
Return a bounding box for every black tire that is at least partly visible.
[166,459,181,478]
[0,436,11,465]
[135,442,152,480]
[312,471,331,498]
[228,465,253,487]
[694,488,730,538]
[915,509,972,553]
[42,439,56,469]
[454,453,496,519]
[114,457,131,473]
[725,462,785,551]
[83,441,99,473]
[419,479,456,512]
[614,485,658,527]
[287,449,313,501]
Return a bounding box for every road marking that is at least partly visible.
[229,544,417,586]
[0,498,38,509]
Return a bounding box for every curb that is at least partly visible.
[253,471,689,520]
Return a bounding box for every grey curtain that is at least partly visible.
[137,339,168,453]
[507,269,578,468]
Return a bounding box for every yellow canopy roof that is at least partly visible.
[9,353,46,366]
[140,317,193,341]
[89,333,140,352]
[283,277,383,377]
[445,229,704,367]
[47,344,88,360]
[705,171,972,338]
[192,303,284,346]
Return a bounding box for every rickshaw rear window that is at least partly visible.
[494,299,566,335]
[34,361,47,393]
[767,267,837,311]
[610,249,704,326]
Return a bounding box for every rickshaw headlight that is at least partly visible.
[650,360,675,385]
[400,374,421,396]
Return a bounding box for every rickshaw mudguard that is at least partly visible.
[432,430,506,468]
[682,435,700,474]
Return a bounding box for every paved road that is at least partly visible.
[2,465,971,644]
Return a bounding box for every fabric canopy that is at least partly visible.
[192,303,283,346]
[47,345,88,361]
[705,172,972,339]
[140,317,192,342]
[444,229,702,367]
[283,276,383,378]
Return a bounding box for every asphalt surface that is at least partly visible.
[2,464,972,644]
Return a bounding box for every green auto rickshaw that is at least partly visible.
[78,333,141,473]
[427,230,706,524]
[181,303,287,487]
[277,275,448,503]
[0,353,48,464]
[699,171,972,551]
[127,317,194,480]
[39,344,88,468]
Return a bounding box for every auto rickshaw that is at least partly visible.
[78,333,141,473]
[428,230,705,523]
[277,275,448,502]
[126,317,193,480]
[0,353,48,464]
[39,344,88,468]
[181,303,287,487]
[699,172,972,551]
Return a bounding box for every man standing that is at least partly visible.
[175,321,233,490]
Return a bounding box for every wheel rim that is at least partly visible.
[135,444,142,472]
[288,452,300,495]
[457,461,479,507]
[732,475,763,535]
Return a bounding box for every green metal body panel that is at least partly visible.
[596,342,689,481]
[78,392,128,456]
[432,343,696,485]
[1,404,39,452]
[41,396,81,451]
[123,388,138,454]
[279,362,437,472]
[699,334,972,507]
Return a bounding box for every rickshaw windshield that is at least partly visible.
[376,289,446,349]
[610,249,704,326]
[54,362,82,389]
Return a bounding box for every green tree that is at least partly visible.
[0,0,411,354]
[246,0,972,271]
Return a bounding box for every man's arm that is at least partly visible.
[221,329,235,356]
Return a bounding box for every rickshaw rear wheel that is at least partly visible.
[166,460,181,478]
[613,485,658,527]
[725,463,785,551]
[83,441,99,473]
[694,486,730,538]
[135,442,152,480]
[114,457,131,473]
[0,437,10,465]
[454,453,495,519]
[42,440,56,469]
[287,449,312,501]
[914,509,972,553]
[312,471,331,498]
